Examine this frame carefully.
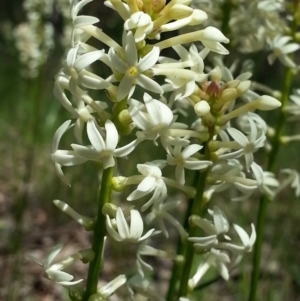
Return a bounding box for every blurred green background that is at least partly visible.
[1,0,300,300]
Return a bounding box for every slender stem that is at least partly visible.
[166,187,194,301]
[167,126,215,300]
[177,126,215,298]
[178,169,209,297]
[83,167,114,300]
[248,2,299,300]
[221,0,233,48]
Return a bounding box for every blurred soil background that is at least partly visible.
[1,1,300,300]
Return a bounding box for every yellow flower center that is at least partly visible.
[127,66,139,77]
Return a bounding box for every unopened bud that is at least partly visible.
[79,249,95,264]
[194,100,210,116]
[151,0,166,13]
[210,66,222,81]
[102,203,118,217]
[254,95,281,110]
[118,109,132,125]
[236,80,251,95]
[168,4,193,19]
[189,215,200,227]
[226,80,240,88]
[111,176,127,191]
[220,88,237,103]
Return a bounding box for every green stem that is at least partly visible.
[221,0,233,47]
[178,169,209,297]
[166,189,194,301]
[83,167,114,300]
[177,127,215,298]
[248,2,299,300]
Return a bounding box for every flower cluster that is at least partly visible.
[29,0,300,300]
[13,0,54,77]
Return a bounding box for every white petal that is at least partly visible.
[125,32,138,66]
[71,144,99,161]
[108,49,127,73]
[74,51,103,72]
[129,210,143,239]
[105,120,118,150]
[117,74,134,101]
[175,165,185,185]
[44,244,63,269]
[87,120,106,152]
[106,215,121,241]
[213,206,228,234]
[54,162,71,186]
[116,208,130,239]
[182,144,202,159]
[138,47,160,72]
[127,189,151,201]
[47,270,74,282]
[233,224,250,247]
[136,74,163,95]
[227,127,248,146]
[138,176,156,192]
[73,15,99,27]
[138,228,155,241]
[114,139,140,157]
[54,150,87,166]
[52,120,72,152]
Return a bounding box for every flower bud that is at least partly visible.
[210,66,222,81]
[254,95,281,110]
[236,80,251,95]
[111,176,127,191]
[118,109,132,125]
[194,100,210,116]
[226,80,240,89]
[102,203,118,217]
[220,88,237,103]
[79,249,95,263]
[201,26,229,43]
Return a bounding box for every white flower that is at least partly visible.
[276,169,300,197]
[108,31,162,100]
[124,12,153,42]
[205,160,258,202]
[71,119,141,169]
[218,223,256,254]
[219,119,266,171]
[256,170,279,199]
[51,120,87,186]
[159,45,209,101]
[54,72,109,143]
[189,206,230,250]
[129,93,174,142]
[64,45,107,95]
[29,244,83,286]
[285,89,300,119]
[167,144,212,185]
[96,275,127,299]
[70,0,99,45]
[127,162,168,211]
[106,207,155,242]
[188,248,230,290]
[268,35,300,68]
[137,239,183,278]
[146,200,187,239]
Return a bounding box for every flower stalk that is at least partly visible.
[248,1,300,300]
[83,167,114,300]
